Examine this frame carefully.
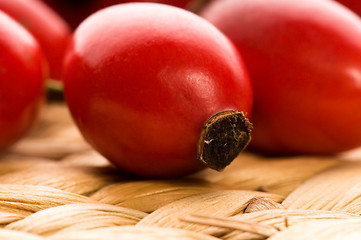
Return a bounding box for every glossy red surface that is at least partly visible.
[0,0,71,80]
[63,3,252,177]
[201,0,361,155]
[41,0,196,29]
[0,11,46,151]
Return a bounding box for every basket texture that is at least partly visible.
[1,103,361,240]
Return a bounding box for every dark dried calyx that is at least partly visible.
[197,110,252,171]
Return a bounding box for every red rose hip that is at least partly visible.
[63,3,252,178]
[0,0,71,80]
[0,10,46,151]
[202,0,361,156]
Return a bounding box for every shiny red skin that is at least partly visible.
[201,0,361,155]
[0,0,71,80]
[93,0,196,9]
[41,0,197,29]
[0,11,46,151]
[63,3,252,178]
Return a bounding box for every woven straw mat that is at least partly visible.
[1,103,361,240]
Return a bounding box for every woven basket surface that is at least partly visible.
[1,103,361,240]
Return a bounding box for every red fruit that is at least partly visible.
[201,0,361,155]
[94,0,196,9]
[0,0,71,80]
[63,3,252,178]
[0,10,46,151]
[41,0,199,29]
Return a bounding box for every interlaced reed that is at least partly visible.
[1,103,361,239]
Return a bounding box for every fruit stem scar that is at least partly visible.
[197,110,252,171]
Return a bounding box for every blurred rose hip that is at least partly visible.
[0,0,71,80]
[0,10,46,151]
[201,0,361,155]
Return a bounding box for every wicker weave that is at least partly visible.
[1,103,361,239]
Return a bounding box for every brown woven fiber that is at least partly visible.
[1,103,361,239]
